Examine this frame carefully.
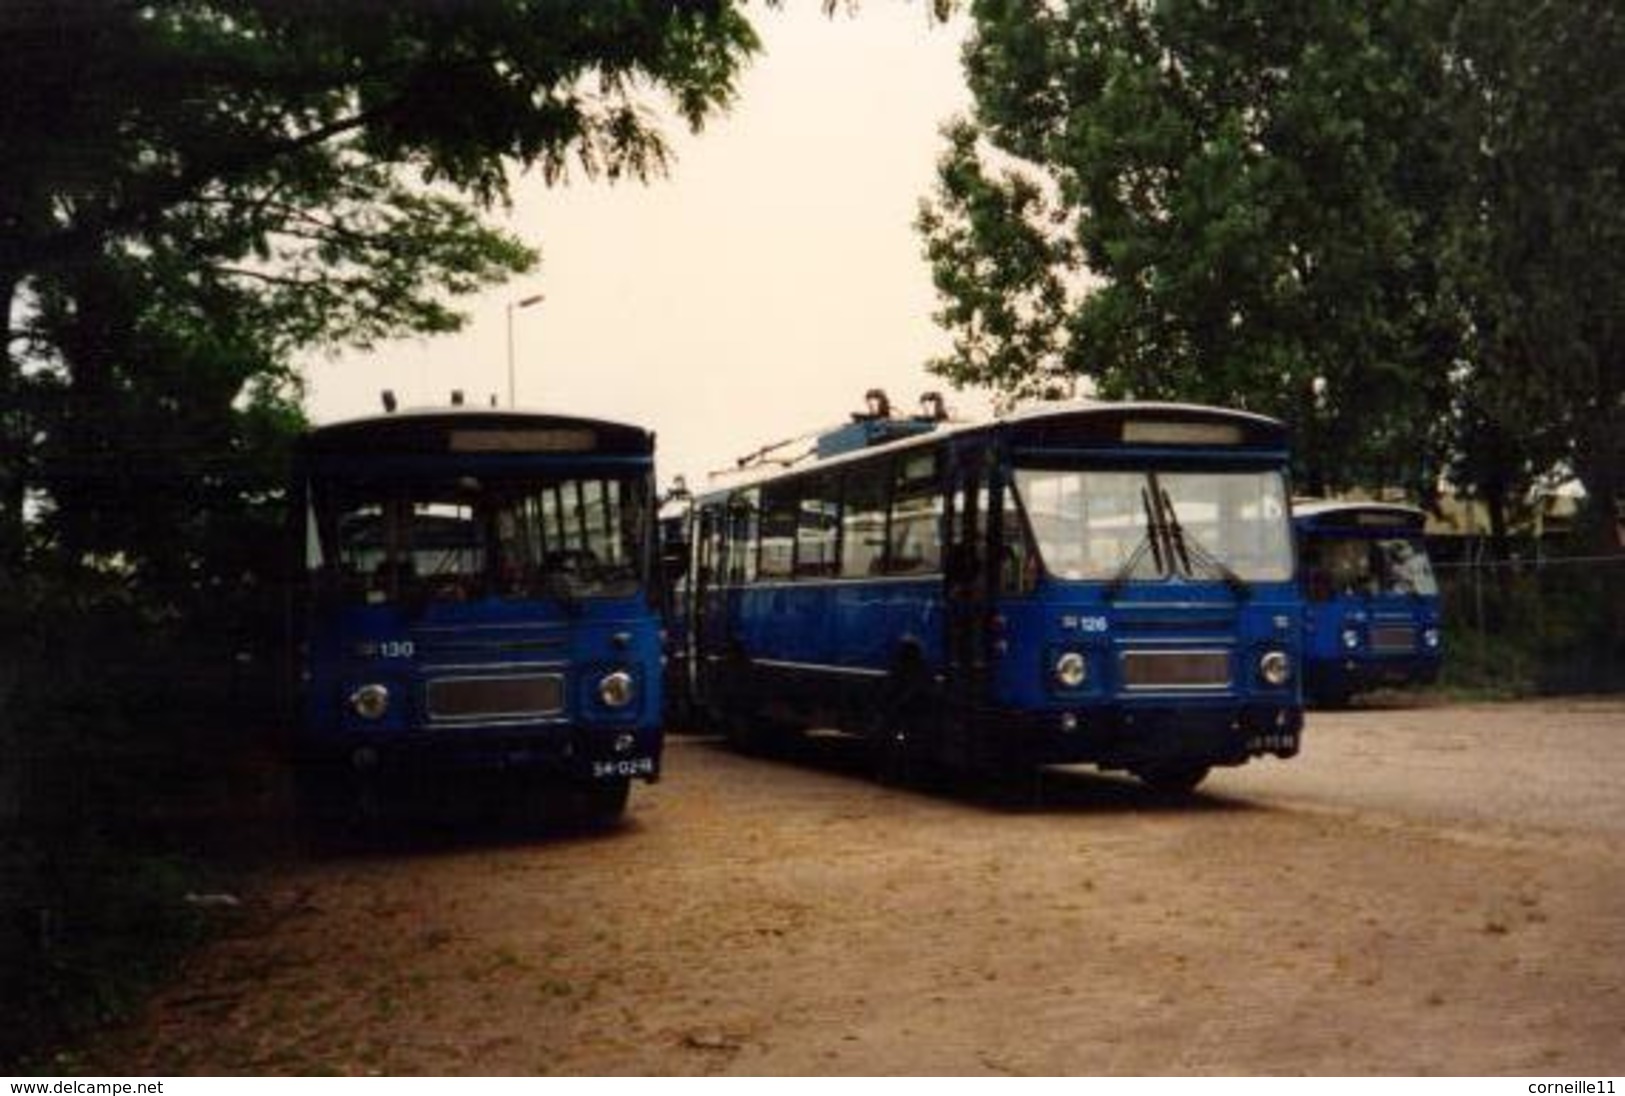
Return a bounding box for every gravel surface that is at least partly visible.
[84,697,1625,1075]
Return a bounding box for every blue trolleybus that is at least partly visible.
[1293,499,1442,706]
[292,408,663,821]
[676,396,1305,791]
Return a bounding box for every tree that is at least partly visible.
[0,0,760,583]
[922,0,1625,545]
[920,0,1463,497]
[1442,0,1625,550]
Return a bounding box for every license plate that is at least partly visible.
[592,757,655,778]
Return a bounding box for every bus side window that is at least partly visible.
[721,491,757,585]
[696,506,718,586]
[726,488,761,585]
[888,452,941,575]
[841,464,889,578]
[795,476,839,578]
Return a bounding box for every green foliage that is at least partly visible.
[0,2,762,1067]
[2,840,213,1074]
[1438,563,1625,697]
[921,0,1625,524]
[1441,0,1625,544]
[0,566,252,1071]
[0,0,761,577]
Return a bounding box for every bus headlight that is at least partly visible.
[348,683,390,720]
[598,670,635,709]
[1341,628,1361,651]
[1053,651,1088,689]
[1423,627,1441,650]
[1259,650,1292,687]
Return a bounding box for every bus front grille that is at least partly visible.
[1119,649,1231,691]
[1371,624,1416,653]
[427,674,565,722]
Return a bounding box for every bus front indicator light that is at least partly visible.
[598,671,635,709]
[1054,652,1088,689]
[1341,628,1361,651]
[348,683,390,720]
[1259,651,1291,687]
[1423,628,1441,650]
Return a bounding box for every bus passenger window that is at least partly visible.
[888,453,941,575]
[841,467,888,578]
[796,476,839,578]
[725,489,759,585]
[696,506,720,587]
[758,483,797,580]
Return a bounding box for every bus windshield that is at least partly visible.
[1013,467,1293,584]
[311,473,649,605]
[1302,535,1438,599]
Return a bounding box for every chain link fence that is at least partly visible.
[1433,551,1625,695]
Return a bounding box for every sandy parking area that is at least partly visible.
[83,698,1625,1075]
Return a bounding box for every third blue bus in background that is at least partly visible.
[1294,499,1443,708]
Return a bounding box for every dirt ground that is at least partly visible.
[81,698,1625,1075]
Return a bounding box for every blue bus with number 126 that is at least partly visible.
[674,396,1305,792]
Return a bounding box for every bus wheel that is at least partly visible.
[1311,687,1353,710]
[575,779,630,826]
[293,763,383,847]
[1134,764,1211,795]
[867,667,931,784]
[867,718,912,784]
[722,707,764,754]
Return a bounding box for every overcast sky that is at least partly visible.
[300,3,985,488]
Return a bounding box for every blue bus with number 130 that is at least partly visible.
[291,408,663,822]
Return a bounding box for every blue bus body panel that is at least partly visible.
[830,577,944,674]
[1301,595,1442,696]
[295,411,663,783]
[731,578,948,678]
[985,579,1302,766]
[303,594,663,779]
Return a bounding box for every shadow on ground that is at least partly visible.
[686,730,1266,819]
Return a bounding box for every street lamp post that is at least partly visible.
[506,293,544,408]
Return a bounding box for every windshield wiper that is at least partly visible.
[1156,487,1251,601]
[1104,486,1168,601]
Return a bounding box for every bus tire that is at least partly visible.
[1134,764,1211,795]
[575,779,630,826]
[292,762,383,847]
[867,661,933,783]
[724,711,796,756]
[1312,687,1353,710]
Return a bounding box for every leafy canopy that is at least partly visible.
[0,1,761,584]
[921,0,1625,527]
